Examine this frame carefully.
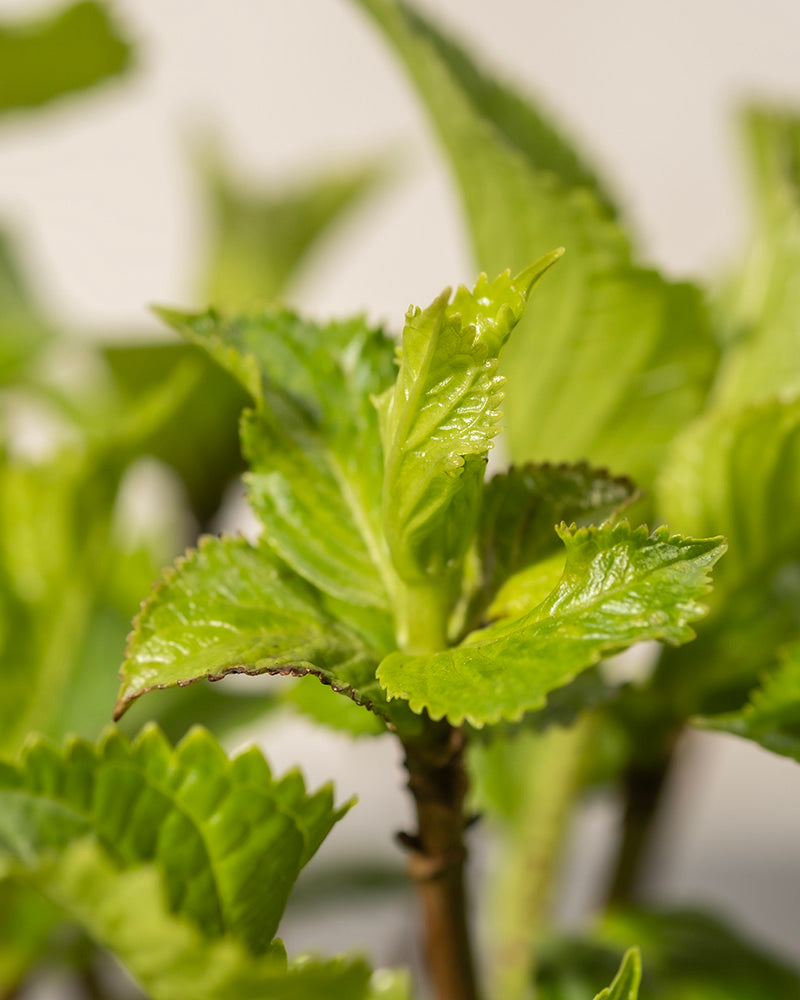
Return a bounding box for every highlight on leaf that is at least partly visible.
[378,522,726,727]
[376,251,563,587]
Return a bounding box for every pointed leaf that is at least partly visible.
[0,726,349,955]
[29,839,373,1000]
[376,256,561,585]
[160,307,398,609]
[378,522,725,726]
[116,534,397,727]
[698,642,800,762]
[594,948,641,1000]
[0,1,131,115]
[353,0,717,488]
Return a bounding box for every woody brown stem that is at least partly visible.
[400,723,480,1000]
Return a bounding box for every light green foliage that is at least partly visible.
[537,907,800,1000]
[116,534,394,725]
[0,1,131,114]
[698,642,800,762]
[0,232,52,385]
[31,840,373,1000]
[200,151,390,308]
[468,462,637,629]
[376,254,561,588]
[161,306,398,609]
[594,948,641,1000]
[658,396,800,594]
[353,0,717,489]
[378,523,725,726]
[713,107,800,407]
[0,725,348,954]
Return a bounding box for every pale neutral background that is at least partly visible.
[2,0,800,980]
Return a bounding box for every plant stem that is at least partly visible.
[490,718,592,1000]
[401,723,480,1000]
[607,741,676,905]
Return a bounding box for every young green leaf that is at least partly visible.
[353,0,717,489]
[0,1,131,115]
[467,462,637,629]
[594,947,641,1000]
[115,534,397,727]
[697,642,800,762]
[27,839,374,1000]
[376,255,561,588]
[378,522,725,726]
[160,307,398,609]
[0,725,349,955]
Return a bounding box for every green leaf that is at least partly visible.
[594,948,641,1000]
[159,307,398,610]
[697,641,800,762]
[103,342,248,525]
[0,882,61,991]
[0,230,52,385]
[537,906,800,1000]
[353,0,717,489]
[199,149,391,308]
[0,1,131,115]
[30,839,373,1000]
[376,256,561,588]
[713,107,800,408]
[0,725,349,955]
[468,462,637,629]
[378,522,725,726]
[657,395,800,595]
[116,534,398,727]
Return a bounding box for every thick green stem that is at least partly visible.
[401,723,480,1000]
[490,717,592,1000]
[395,579,453,653]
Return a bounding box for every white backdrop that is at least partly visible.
[2,0,800,977]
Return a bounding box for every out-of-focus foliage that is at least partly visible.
[0,1,131,115]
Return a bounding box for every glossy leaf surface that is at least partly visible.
[376,256,561,585]
[116,534,394,725]
[378,523,725,726]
